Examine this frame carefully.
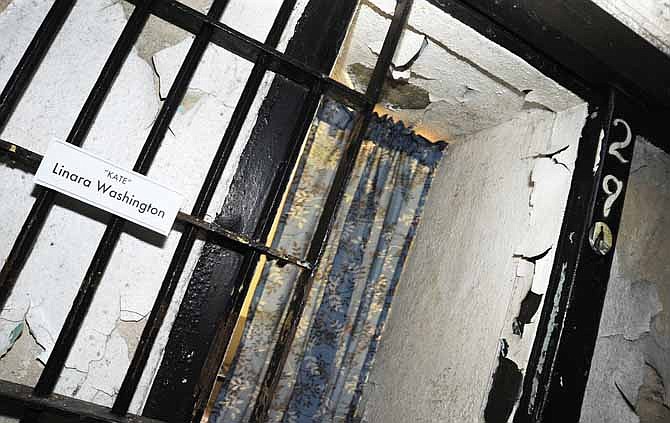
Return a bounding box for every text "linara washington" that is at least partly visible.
[52,162,166,218]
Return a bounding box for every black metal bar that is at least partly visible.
[0,0,365,328]
[143,0,360,418]
[514,88,640,422]
[0,380,163,423]
[513,98,613,422]
[427,0,603,104]
[0,0,663,422]
[0,139,42,170]
[123,0,370,112]
[0,139,309,265]
[455,0,670,111]
[0,1,154,313]
[147,83,321,422]
[248,1,415,420]
[0,0,75,133]
[110,1,304,412]
[176,212,311,270]
[32,0,233,397]
[193,82,323,422]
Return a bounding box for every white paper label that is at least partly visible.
[35,141,184,236]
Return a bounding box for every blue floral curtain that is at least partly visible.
[210,100,445,423]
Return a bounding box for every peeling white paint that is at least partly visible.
[360,105,586,423]
[368,29,427,79]
[1,3,144,406]
[0,320,23,358]
[333,0,583,141]
[594,129,605,174]
[0,0,308,414]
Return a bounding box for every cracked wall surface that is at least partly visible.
[332,0,583,141]
[0,0,307,416]
[582,139,670,423]
[358,104,587,423]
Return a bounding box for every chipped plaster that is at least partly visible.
[0,0,308,414]
[332,0,583,141]
[359,104,587,423]
[0,0,11,14]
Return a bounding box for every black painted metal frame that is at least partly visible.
[514,87,641,423]
[426,0,670,152]
[1,0,668,422]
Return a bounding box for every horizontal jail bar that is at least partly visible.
[0,140,41,169]
[123,0,370,111]
[0,380,162,423]
[176,212,311,269]
[142,0,364,416]
[0,139,311,270]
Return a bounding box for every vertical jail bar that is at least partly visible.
[0,0,77,311]
[0,1,155,311]
[191,82,323,421]
[111,0,300,414]
[143,1,361,419]
[248,1,415,420]
[0,0,75,133]
[31,0,234,397]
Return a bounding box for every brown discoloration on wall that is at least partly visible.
[0,328,43,387]
[347,63,431,109]
[133,15,192,64]
[0,0,12,14]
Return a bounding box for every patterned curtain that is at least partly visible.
[210,100,445,423]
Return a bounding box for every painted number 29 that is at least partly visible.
[602,118,631,218]
[608,118,632,164]
[602,175,622,218]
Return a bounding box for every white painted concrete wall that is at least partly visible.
[0,0,306,415]
[582,139,670,423]
[359,104,587,423]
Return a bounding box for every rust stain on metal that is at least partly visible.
[175,212,311,270]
